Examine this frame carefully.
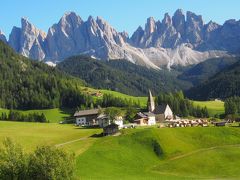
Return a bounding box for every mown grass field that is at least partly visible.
[0,121,101,153]
[193,100,225,116]
[1,121,240,179]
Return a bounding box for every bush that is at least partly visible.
[152,140,163,157]
[28,146,75,180]
[0,138,28,179]
[0,138,75,180]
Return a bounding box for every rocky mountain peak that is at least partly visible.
[59,12,83,27]
[186,11,204,27]
[3,10,239,69]
[162,13,172,25]
[172,9,185,35]
[21,17,46,39]
[0,30,7,43]
[145,17,156,36]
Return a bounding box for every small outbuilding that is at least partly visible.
[213,121,227,126]
[103,124,119,136]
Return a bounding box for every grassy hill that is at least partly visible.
[76,127,240,179]
[193,100,225,116]
[81,87,148,108]
[1,121,240,179]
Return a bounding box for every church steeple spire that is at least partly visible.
[148,89,155,112]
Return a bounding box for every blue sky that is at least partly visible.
[1,0,240,38]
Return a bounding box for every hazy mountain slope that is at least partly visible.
[179,57,238,85]
[185,57,240,100]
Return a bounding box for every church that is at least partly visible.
[147,90,173,122]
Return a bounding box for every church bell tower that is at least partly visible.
[148,90,155,112]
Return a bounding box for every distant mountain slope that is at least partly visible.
[57,56,191,96]
[0,40,88,109]
[185,57,240,100]
[178,57,238,85]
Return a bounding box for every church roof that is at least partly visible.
[154,104,168,114]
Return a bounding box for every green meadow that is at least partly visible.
[0,108,73,123]
[81,87,148,108]
[1,120,240,179]
[193,100,225,116]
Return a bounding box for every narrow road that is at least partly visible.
[55,137,88,147]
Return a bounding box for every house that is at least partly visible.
[98,115,123,128]
[148,90,173,122]
[74,109,99,126]
[103,123,119,136]
[134,112,156,126]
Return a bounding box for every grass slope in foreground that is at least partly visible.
[1,122,240,179]
[76,127,240,179]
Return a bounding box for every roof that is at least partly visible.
[137,112,147,118]
[143,112,155,117]
[74,109,99,117]
[154,104,168,114]
[103,123,119,129]
[136,112,155,118]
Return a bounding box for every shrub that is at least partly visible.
[28,146,75,180]
[152,139,163,157]
[0,138,28,179]
[0,138,75,180]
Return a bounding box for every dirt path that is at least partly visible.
[55,137,88,147]
[169,143,240,161]
[149,143,240,178]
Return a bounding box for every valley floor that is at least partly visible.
[1,121,240,179]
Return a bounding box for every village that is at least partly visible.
[73,90,227,136]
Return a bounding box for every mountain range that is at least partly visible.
[1,9,239,68]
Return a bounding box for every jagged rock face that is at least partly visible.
[9,18,46,60]
[0,30,7,43]
[185,11,204,45]
[45,13,127,61]
[172,9,185,36]
[3,10,240,69]
[45,12,84,60]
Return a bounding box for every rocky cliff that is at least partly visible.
[5,9,239,68]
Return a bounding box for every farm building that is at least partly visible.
[134,112,156,126]
[74,109,123,128]
[74,109,99,126]
[147,90,173,122]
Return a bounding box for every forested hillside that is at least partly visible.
[57,56,191,96]
[178,57,238,85]
[0,41,91,109]
[186,58,240,100]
